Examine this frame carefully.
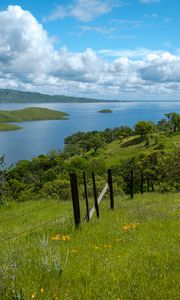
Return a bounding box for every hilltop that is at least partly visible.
[0,88,119,103]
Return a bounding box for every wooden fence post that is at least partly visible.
[130,170,134,199]
[151,182,154,192]
[141,173,144,194]
[92,172,100,218]
[147,176,150,192]
[70,173,81,228]
[108,169,114,209]
[83,171,90,221]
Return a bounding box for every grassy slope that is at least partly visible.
[0,123,22,131]
[0,107,69,123]
[0,193,179,299]
[97,133,180,168]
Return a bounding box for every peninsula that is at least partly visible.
[0,107,69,131]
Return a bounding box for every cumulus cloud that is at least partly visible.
[0,5,180,100]
[44,0,120,22]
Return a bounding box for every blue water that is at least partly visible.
[0,101,180,166]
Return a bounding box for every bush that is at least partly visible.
[41,179,71,200]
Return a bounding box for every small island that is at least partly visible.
[0,107,69,131]
[98,109,112,113]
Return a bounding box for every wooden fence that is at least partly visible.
[70,169,114,227]
[70,169,155,228]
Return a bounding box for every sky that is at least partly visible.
[0,0,180,100]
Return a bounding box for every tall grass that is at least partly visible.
[0,193,179,299]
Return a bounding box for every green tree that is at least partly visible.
[135,121,155,140]
[165,112,180,133]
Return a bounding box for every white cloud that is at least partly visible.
[44,0,121,22]
[140,0,161,4]
[0,5,180,100]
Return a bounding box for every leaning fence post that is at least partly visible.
[83,171,90,221]
[92,172,100,218]
[70,173,81,228]
[130,170,134,199]
[108,169,114,209]
[141,173,144,194]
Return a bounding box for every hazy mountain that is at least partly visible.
[0,89,118,103]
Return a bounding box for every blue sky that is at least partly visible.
[0,0,180,100]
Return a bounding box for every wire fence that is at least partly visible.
[0,203,54,224]
[0,209,72,247]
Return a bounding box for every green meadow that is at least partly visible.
[0,192,179,300]
[0,107,69,131]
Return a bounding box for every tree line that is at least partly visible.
[0,112,180,204]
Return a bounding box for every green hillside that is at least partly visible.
[97,133,180,168]
[0,88,118,103]
[0,107,69,122]
[0,107,69,130]
[0,123,22,131]
[0,193,179,299]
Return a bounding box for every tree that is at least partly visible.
[135,121,155,139]
[165,112,180,133]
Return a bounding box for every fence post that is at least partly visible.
[92,172,100,218]
[130,170,134,199]
[108,169,114,209]
[83,171,90,221]
[141,173,144,194]
[151,182,154,192]
[147,176,150,192]
[70,173,81,228]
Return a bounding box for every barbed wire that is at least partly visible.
[0,203,60,224]
[0,209,72,247]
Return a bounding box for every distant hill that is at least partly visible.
[0,89,118,103]
[0,107,69,131]
[0,107,69,122]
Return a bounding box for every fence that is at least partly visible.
[70,168,155,227]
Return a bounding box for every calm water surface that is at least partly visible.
[0,102,180,166]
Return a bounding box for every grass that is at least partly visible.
[0,107,69,122]
[97,133,180,168]
[0,123,22,131]
[0,107,69,131]
[0,192,179,299]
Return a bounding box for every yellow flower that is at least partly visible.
[108,244,112,248]
[71,249,78,253]
[50,234,70,241]
[62,235,70,241]
[94,246,99,250]
[31,294,35,299]
[40,288,44,293]
[123,223,140,231]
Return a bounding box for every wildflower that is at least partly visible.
[31,294,35,299]
[62,235,70,241]
[51,234,60,241]
[108,244,112,248]
[123,223,139,231]
[50,234,70,241]
[40,288,44,293]
[116,238,122,242]
[94,246,99,250]
[71,249,78,253]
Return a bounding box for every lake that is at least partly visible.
[0,101,180,166]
